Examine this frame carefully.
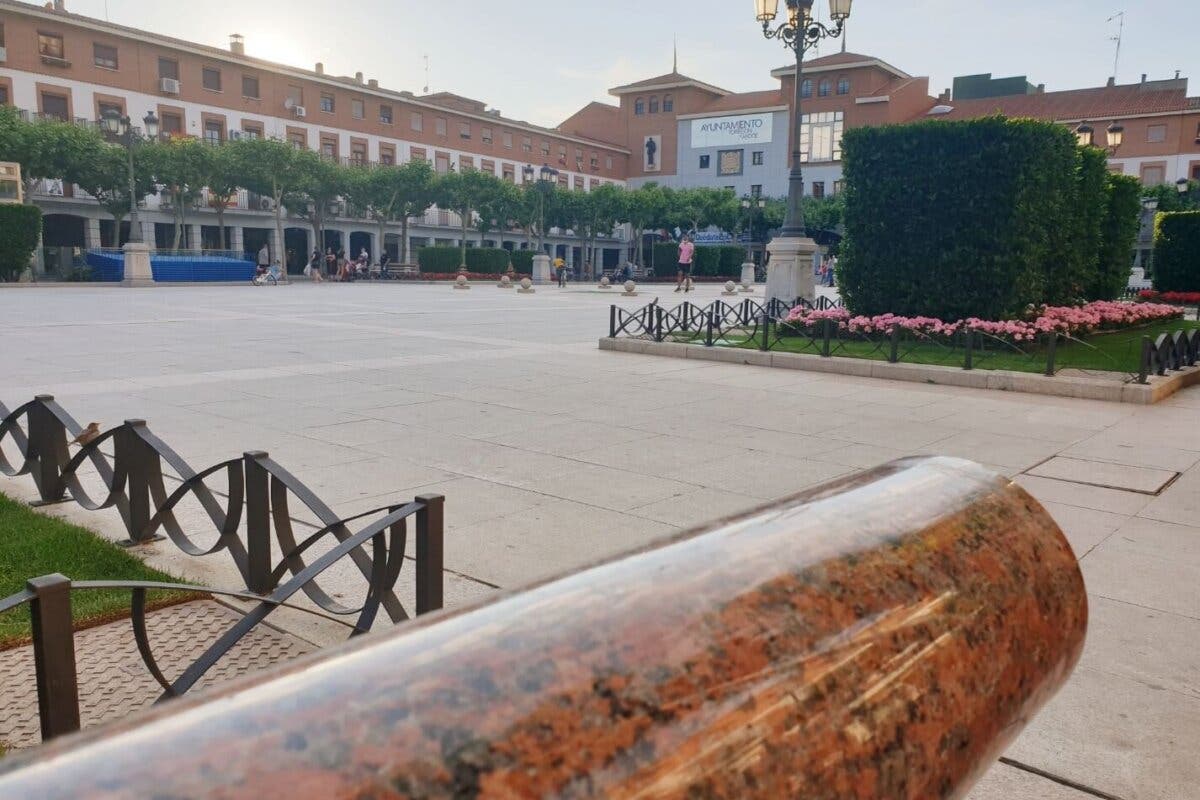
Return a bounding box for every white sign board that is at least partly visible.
[690,113,774,149]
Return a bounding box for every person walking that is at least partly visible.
[675,235,695,293]
[324,248,336,279]
[554,255,566,288]
[308,249,324,283]
[257,243,270,274]
[336,249,348,282]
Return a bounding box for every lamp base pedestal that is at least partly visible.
[765,236,818,306]
[122,241,155,287]
[533,254,552,285]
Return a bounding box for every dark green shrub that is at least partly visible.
[1153,211,1200,292]
[417,247,461,273]
[653,242,679,272]
[509,250,533,273]
[466,248,511,274]
[0,205,42,282]
[839,116,1081,319]
[1090,173,1142,299]
[1047,146,1107,304]
[653,242,743,276]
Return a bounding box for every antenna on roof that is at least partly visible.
[1107,11,1124,84]
[673,36,678,73]
[423,54,430,94]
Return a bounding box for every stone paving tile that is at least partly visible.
[0,601,314,750]
[966,763,1095,799]
[1028,456,1179,494]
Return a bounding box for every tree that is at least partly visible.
[476,179,524,258]
[282,149,350,256]
[227,137,303,262]
[345,159,438,265]
[196,143,243,250]
[142,137,212,249]
[436,167,503,268]
[624,183,668,268]
[0,107,105,204]
[74,143,158,243]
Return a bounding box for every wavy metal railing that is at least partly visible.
[0,395,445,742]
[1139,328,1200,383]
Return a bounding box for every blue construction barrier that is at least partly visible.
[85,250,256,283]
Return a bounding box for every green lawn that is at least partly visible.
[0,493,188,646]
[685,318,1200,376]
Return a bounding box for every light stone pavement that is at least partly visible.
[1,282,1197,799]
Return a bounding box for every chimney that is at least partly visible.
[229,33,245,56]
[1036,83,1045,94]
[355,72,364,84]
[315,62,324,75]
[937,88,951,103]
[1176,70,1181,79]
[1141,73,1147,84]
[1106,76,1116,87]
[368,78,378,88]
[52,0,65,10]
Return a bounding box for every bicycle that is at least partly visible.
[252,264,282,286]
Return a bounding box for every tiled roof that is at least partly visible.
[934,83,1191,121]
[609,72,730,96]
[772,52,910,79]
[697,90,785,114]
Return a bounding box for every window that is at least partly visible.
[752,151,764,166]
[203,120,222,145]
[635,97,645,115]
[93,43,118,70]
[411,111,423,131]
[40,92,68,120]
[380,146,395,165]
[287,85,303,107]
[751,184,762,198]
[833,179,844,194]
[459,122,471,139]
[38,32,64,60]
[202,67,222,92]
[435,117,447,136]
[482,127,493,144]
[1193,164,1200,181]
[320,137,336,157]
[574,176,584,190]
[158,58,179,81]
[663,94,674,112]
[320,93,335,113]
[559,145,567,161]
[649,96,660,114]
[241,75,260,99]
[1140,165,1166,186]
[503,131,513,149]
[1147,124,1167,143]
[0,86,8,106]
[242,125,263,140]
[590,153,599,168]
[350,143,366,165]
[435,154,450,174]
[837,77,850,95]
[699,155,711,169]
[161,112,183,136]
[818,79,831,97]
[606,156,613,170]
[288,130,306,149]
[379,104,393,124]
[351,99,364,119]
[717,149,744,176]
[812,181,825,199]
[799,111,845,163]
[97,101,122,122]
[522,136,532,153]
[541,140,551,156]
[503,164,515,182]
[460,156,474,170]
[481,159,495,174]
[801,79,812,99]
[410,147,426,162]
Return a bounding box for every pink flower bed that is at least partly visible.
[784,301,1184,342]
[1139,290,1200,305]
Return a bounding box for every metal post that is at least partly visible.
[760,313,771,352]
[1044,333,1059,377]
[608,305,616,338]
[705,308,715,347]
[116,421,162,546]
[28,395,66,505]
[1137,336,1152,385]
[28,574,81,741]
[888,327,900,363]
[963,330,975,371]
[654,305,665,342]
[821,318,832,358]
[414,494,444,615]
[125,131,143,244]
[243,452,272,595]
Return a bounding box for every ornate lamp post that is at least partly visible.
[739,196,768,292]
[522,164,558,282]
[755,0,852,304]
[100,108,159,285]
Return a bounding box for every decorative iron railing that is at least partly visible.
[0,458,1087,799]
[611,300,1200,383]
[0,395,444,743]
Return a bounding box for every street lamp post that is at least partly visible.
[755,0,852,304]
[523,163,558,283]
[100,108,159,285]
[739,196,767,291]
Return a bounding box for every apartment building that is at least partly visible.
[0,0,630,275]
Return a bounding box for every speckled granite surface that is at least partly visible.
[0,457,1086,799]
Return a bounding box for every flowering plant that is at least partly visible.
[783,301,1183,342]
[1139,290,1200,305]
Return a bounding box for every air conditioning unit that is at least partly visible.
[259,197,275,211]
[229,130,242,141]
[293,106,307,118]
[160,77,181,94]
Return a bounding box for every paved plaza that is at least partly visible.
[0,281,1197,798]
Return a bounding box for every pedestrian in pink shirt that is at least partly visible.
[675,236,695,293]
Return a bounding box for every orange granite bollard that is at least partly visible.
[0,457,1086,800]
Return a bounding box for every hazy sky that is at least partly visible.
[67,0,1200,128]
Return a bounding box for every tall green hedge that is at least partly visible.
[1153,211,1200,292]
[1048,146,1107,304]
[0,205,42,282]
[509,250,533,273]
[839,116,1083,319]
[417,246,514,274]
[1091,173,1143,299]
[652,242,745,276]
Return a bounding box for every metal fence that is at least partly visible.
[0,395,444,743]
[609,299,1200,384]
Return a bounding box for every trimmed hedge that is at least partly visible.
[1048,145,1107,304]
[0,204,42,282]
[417,246,514,274]
[509,250,534,273]
[652,242,745,276]
[1153,211,1200,292]
[1091,173,1143,299]
[839,116,1083,320]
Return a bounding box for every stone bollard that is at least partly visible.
[498,275,513,289]
[722,280,739,296]
[598,276,612,290]
[454,274,470,290]
[622,280,637,297]
[518,277,535,294]
[0,458,1087,800]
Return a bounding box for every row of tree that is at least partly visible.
[0,106,846,268]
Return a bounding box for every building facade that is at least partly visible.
[0,0,630,276]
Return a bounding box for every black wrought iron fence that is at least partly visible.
[1139,329,1200,383]
[0,395,445,743]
